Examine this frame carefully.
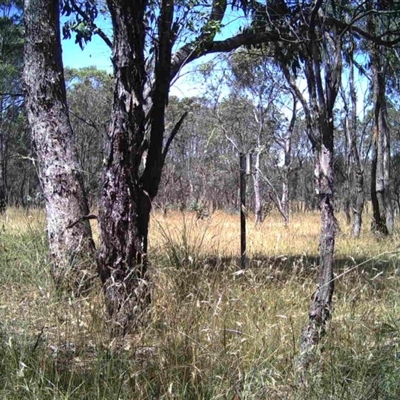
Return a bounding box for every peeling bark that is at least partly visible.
[97,0,150,335]
[24,0,96,293]
[97,0,178,334]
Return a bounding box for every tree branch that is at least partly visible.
[69,109,103,135]
[162,111,188,162]
[170,30,293,83]
[69,0,112,49]
[327,16,400,46]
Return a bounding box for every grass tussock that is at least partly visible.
[0,207,400,399]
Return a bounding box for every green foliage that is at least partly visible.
[61,0,99,49]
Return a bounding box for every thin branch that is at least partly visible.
[225,134,240,152]
[69,109,103,134]
[69,0,112,49]
[65,214,98,230]
[170,30,296,83]
[0,92,23,97]
[327,16,400,46]
[309,0,324,32]
[162,111,188,161]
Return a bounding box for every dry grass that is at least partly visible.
[0,207,400,399]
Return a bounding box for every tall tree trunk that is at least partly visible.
[280,96,296,226]
[349,48,364,237]
[342,44,364,237]
[98,0,175,334]
[287,23,341,372]
[371,132,387,234]
[253,150,263,224]
[343,128,352,225]
[281,168,289,225]
[381,90,393,233]
[352,160,364,238]
[370,36,390,235]
[97,0,150,334]
[298,123,335,370]
[280,135,291,227]
[24,0,96,293]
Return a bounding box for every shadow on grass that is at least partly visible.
[186,251,399,280]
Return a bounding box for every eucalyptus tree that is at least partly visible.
[366,4,400,235]
[24,0,96,293]
[369,31,392,235]
[275,8,343,369]
[34,0,293,333]
[244,0,400,370]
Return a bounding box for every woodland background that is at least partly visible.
[1,0,400,398]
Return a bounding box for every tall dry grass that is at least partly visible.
[0,207,399,399]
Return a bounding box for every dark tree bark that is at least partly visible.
[370,45,390,235]
[97,0,151,334]
[97,0,180,334]
[24,0,96,293]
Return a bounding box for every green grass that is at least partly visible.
[0,208,400,399]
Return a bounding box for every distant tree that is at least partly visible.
[164,96,236,213]
[227,50,284,224]
[0,0,24,213]
[65,67,113,206]
[273,94,297,225]
[340,37,365,237]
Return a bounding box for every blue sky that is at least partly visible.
[61,8,249,97]
[61,27,209,96]
[60,10,368,117]
[62,33,112,71]
[62,33,206,97]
